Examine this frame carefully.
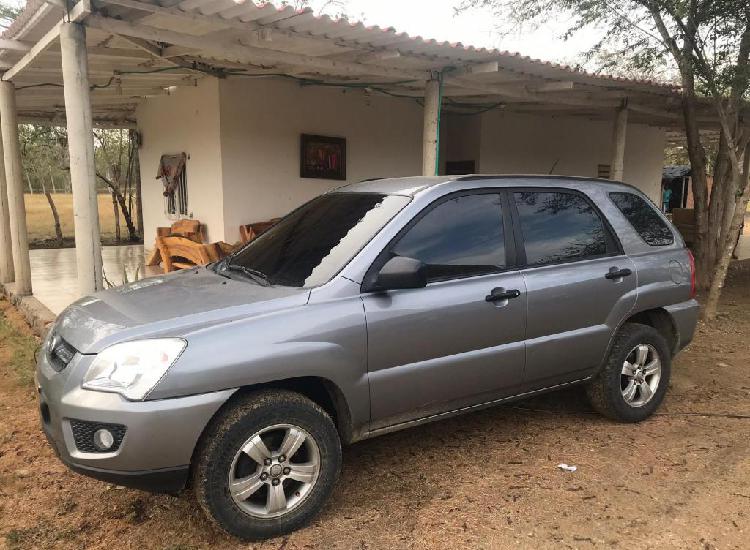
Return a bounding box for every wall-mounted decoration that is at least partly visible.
[157,152,188,215]
[300,134,346,181]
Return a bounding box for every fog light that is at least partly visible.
[93,429,115,451]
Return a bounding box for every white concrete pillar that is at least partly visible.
[422,76,442,176]
[60,22,103,296]
[610,100,629,182]
[0,129,13,284]
[0,81,32,295]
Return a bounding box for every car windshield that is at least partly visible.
[223,192,410,287]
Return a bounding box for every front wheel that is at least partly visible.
[193,390,342,541]
[586,323,671,422]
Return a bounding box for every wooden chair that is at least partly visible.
[147,219,206,266]
[239,218,281,244]
[157,219,205,243]
[156,236,225,273]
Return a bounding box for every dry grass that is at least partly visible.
[24,193,121,244]
[1,266,750,548]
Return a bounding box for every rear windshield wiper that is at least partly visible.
[223,263,271,286]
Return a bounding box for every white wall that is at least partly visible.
[476,111,665,202]
[134,77,666,249]
[135,79,226,244]
[217,78,423,242]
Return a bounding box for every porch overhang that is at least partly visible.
[0,0,712,129]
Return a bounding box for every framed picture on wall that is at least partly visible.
[300,134,347,180]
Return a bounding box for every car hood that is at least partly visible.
[54,268,310,353]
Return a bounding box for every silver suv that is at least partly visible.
[36,176,698,540]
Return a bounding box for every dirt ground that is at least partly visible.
[1,267,749,550]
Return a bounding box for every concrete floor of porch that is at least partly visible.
[30,244,160,315]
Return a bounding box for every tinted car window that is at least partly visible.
[609,192,675,246]
[514,191,609,265]
[392,193,506,281]
[228,192,409,287]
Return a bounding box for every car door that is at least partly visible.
[361,191,527,431]
[510,189,637,387]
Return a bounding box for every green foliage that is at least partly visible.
[458,1,750,99]
[19,125,70,194]
[0,0,21,31]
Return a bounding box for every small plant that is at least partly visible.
[103,263,142,289]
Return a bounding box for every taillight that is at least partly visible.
[687,249,697,298]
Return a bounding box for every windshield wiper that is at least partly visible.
[209,258,231,278]
[223,263,271,286]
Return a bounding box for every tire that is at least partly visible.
[586,323,671,422]
[193,389,342,541]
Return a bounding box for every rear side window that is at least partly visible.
[609,192,674,246]
[393,193,506,281]
[513,191,611,266]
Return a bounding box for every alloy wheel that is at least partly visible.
[621,343,662,408]
[228,423,321,519]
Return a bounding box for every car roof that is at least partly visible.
[339,175,644,197]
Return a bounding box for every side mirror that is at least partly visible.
[368,256,427,292]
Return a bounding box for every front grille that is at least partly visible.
[69,419,127,453]
[47,334,77,372]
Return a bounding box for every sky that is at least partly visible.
[308,0,602,65]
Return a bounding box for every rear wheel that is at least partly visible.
[193,390,341,541]
[586,323,671,422]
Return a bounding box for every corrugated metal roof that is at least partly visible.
[0,0,693,127]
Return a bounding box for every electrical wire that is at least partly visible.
[16,65,505,117]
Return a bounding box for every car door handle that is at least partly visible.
[605,267,633,280]
[485,288,521,302]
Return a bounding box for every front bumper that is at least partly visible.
[36,349,235,493]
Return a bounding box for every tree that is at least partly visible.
[0,0,21,31]
[94,129,140,242]
[280,0,349,18]
[459,0,749,320]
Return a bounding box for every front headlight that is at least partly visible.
[82,339,186,400]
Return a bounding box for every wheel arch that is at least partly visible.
[621,307,680,356]
[188,376,355,482]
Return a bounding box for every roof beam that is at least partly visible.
[85,15,429,81]
[18,114,136,129]
[0,38,32,52]
[531,81,576,92]
[2,22,61,81]
[446,77,680,119]
[444,61,499,78]
[2,0,91,81]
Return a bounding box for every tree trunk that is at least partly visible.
[681,92,710,285]
[130,129,144,239]
[112,190,121,242]
[96,171,138,242]
[703,158,750,320]
[44,190,63,246]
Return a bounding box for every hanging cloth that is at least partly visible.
[156,153,187,198]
